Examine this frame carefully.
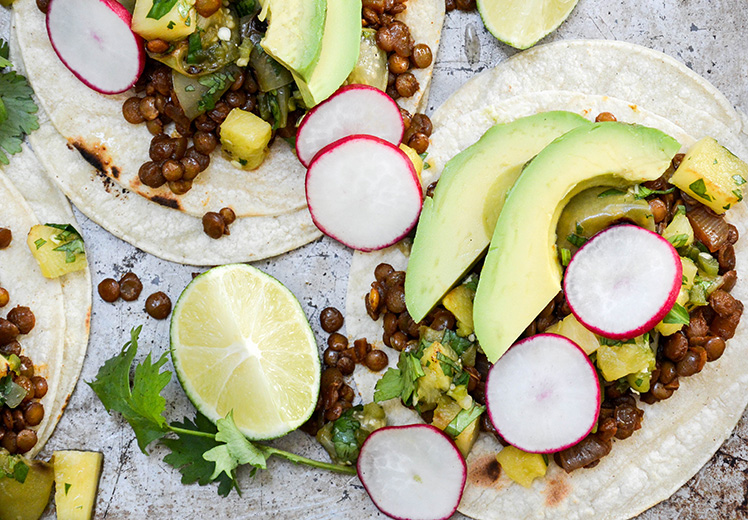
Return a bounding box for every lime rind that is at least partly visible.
[476,0,580,50]
[170,264,320,440]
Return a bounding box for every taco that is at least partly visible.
[0,143,92,459]
[345,41,748,519]
[10,0,445,264]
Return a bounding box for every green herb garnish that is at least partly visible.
[597,188,625,198]
[88,327,355,497]
[733,174,746,186]
[444,403,485,438]
[662,303,690,325]
[689,178,713,201]
[146,0,180,20]
[0,40,39,164]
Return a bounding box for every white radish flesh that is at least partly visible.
[296,85,404,167]
[485,334,600,453]
[305,135,422,251]
[357,425,466,520]
[564,224,682,339]
[46,0,145,94]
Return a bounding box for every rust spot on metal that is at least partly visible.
[468,454,502,488]
[150,195,181,209]
[544,473,571,507]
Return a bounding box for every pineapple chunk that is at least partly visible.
[596,335,655,382]
[431,395,461,430]
[53,451,103,520]
[415,342,457,408]
[0,354,9,378]
[131,0,196,42]
[399,144,423,182]
[662,213,694,249]
[546,313,599,355]
[681,257,698,290]
[496,446,547,488]
[0,454,54,520]
[220,109,273,170]
[670,137,748,213]
[454,417,480,458]
[27,224,87,279]
[442,285,475,336]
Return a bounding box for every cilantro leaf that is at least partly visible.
[441,329,473,356]
[444,403,485,438]
[662,302,690,325]
[331,407,362,463]
[203,412,268,485]
[162,414,236,497]
[87,326,171,453]
[146,0,180,19]
[373,367,403,402]
[0,70,39,164]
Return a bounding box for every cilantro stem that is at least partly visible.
[169,426,217,439]
[262,447,358,475]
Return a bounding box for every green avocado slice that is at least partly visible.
[473,122,681,362]
[405,111,591,324]
[261,0,327,83]
[294,0,362,107]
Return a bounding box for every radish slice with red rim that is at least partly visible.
[357,424,466,520]
[563,224,682,339]
[485,334,601,454]
[46,0,145,94]
[296,85,405,167]
[305,135,422,251]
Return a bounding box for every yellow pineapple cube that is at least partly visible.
[496,445,547,488]
[53,451,103,520]
[670,137,748,213]
[27,224,87,279]
[220,109,273,170]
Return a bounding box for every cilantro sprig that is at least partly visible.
[88,327,356,497]
[0,39,39,164]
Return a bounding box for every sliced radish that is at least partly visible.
[357,425,466,520]
[563,224,682,339]
[485,334,600,454]
[47,0,145,94]
[296,85,405,167]
[306,135,422,251]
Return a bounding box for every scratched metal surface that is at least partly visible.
[10,0,748,518]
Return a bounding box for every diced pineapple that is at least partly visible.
[415,342,457,408]
[431,395,462,430]
[545,313,599,355]
[681,257,698,290]
[53,451,103,520]
[131,0,196,42]
[596,335,655,382]
[220,109,273,170]
[0,454,54,520]
[442,285,475,336]
[454,417,480,458]
[27,225,87,279]
[399,144,423,182]
[662,213,694,249]
[670,137,748,214]
[496,446,547,488]
[0,354,9,378]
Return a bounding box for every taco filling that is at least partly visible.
[316,112,748,494]
[34,0,439,208]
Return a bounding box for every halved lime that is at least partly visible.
[477,0,579,50]
[170,264,320,440]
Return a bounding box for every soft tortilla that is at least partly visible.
[0,163,66,458]
[346,96,748,519]
[2,144,92,458]
[12,0,444,218]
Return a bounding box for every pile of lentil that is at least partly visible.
[0,302,47,455]
[302,306,390,434]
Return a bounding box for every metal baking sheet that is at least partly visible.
[9,0,746,518]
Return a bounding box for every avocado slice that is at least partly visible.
[404,111,591,323]
[261,0,327,83]
[294,0,362,107]
[474,122,681,362]
[0,453,54,520]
